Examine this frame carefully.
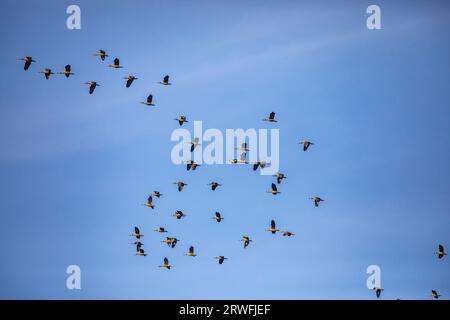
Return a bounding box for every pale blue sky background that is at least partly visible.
[0,0,449,299]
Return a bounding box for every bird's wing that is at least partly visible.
[439,244,444,252]
[271,220,276,229]
[269,112,275,119]
[114,58,119,65]
[189,246,194,253]
[272,183,277,191]
[164,258,169,264]
[164,75,169,83]
[135,227,140,234]
[147,195,152,203]
[147,94,153,103]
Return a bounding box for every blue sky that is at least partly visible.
[0,0,449,299]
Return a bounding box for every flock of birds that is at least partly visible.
[17,51,447,299]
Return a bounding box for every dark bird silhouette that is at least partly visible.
[141,94,155,106]
[58,64,74,78]
[185,246,197,257]
[263,112,277,122]
[212,211,224,222]
[208,182,221,191]
[310,196,324,207]
[130,226,143,239]
[215,256,228,264]
[94,50,108,61]
[159,257,171,269]
[124,75,137,88]
[265,219,280,234]
[436,244,447,259]
[39,68,54,79]
[108,57,123,68]
[267,183,280,195]
[84,81,99,94]
[174,116,188,126]
[172,210,186,220]
[143,195,155,209]
[241,236,252,248]
[186,160,200,171]
[18,56,36,70]
[299,140,314,151]
[173,181,187,192]
[273,172,287,184]
[158,75,171,85]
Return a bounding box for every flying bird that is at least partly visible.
[214,256,228,264]
[212,212,224,223]
[141,94,155,106]
[39,68,54,79]
[130,241,143,247]
[282,231,295,237]
[158,75,171,85]
[310,196,324,207]
[263,112,277,122]
[123,75,137,88]
[236,143,249,153]
[18,56,36,70]
[267,183,280,195]
[58,65,74,78]
[185,160,200,171]
[169,238,180,248]
[151,191,162,198]
[372,287,384,299]
[173,181,187,192]
[208,182,221,191]
[162,237,179,248]
[265,220,280,234]
[174,116,188,126]
[273,173,287,184]
[159,257,171,269]
[185,246,197,257]
[252,161,266,171]
[172,210,186,220]
[230,152,248,164]
[143,195,155,209]
[436,244,447,259]
[84,81,99,94]
[431,290,441,299]
[135,248,147,256]
[241,236,252,248]
[299,140,314,151]
[94,50,108,61]
[108,58,123,68]
[154,227,168,233]
[130,227,144,239]
[190,137,201,152]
